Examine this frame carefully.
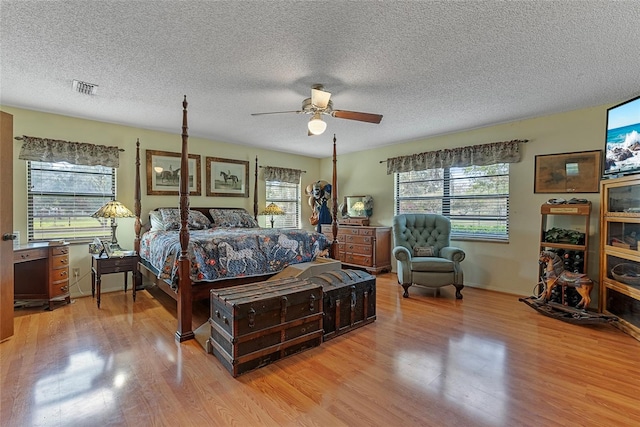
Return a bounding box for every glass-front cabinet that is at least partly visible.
[600,174,640,341]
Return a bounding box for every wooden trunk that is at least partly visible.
[207,277,323,377]
[308,269,376,340]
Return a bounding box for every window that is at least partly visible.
[28,161,115,242]
[265,180,300,228]
[395,163,509,241]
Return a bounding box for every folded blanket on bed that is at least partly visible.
[139,227,330,286]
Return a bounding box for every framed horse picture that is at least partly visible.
[146,149,201,196]
[206,157,250,197]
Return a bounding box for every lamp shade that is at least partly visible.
[91,200,135,219]
[260,202,285,216]
[308,113,327,135]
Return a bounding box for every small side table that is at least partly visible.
[91,254,140,308]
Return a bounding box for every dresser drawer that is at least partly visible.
[344,243,372,256]
[51,255,69,269]
[14,248,48,263]
[345,253,373,267]
[345,235,372,245]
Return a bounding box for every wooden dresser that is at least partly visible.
[321,224,392,274]
[14,242,71,310]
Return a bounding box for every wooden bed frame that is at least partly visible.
[133,96,339,342]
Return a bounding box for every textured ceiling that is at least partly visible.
[1,1,639,158]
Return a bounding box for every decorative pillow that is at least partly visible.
[149,210,166,231]
[158,208,211,230]
[414,245,437,257]
[209,208,259,228]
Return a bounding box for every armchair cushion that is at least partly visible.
[411,257,455,273]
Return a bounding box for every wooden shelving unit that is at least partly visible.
[599,175,640,342]
[539,203,591,282]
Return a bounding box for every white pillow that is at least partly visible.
[149,210,166,231]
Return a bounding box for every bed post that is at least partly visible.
[133,138,142,290]
[253,155,259,220]
[176,96,194,342]
[330,134,338,259]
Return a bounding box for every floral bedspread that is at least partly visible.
[139,227,330,286]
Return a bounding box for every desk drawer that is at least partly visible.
[52,246,69,256]
[50,267,69,282]
[50,280,69,297]
[51,255,69,269]
[14,248,48,263]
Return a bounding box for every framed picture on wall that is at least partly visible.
[146,149,201,196]
[534,150,602,193]
[205,157,249,197]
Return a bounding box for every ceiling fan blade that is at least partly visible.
[251,110,301,116]
[332,110,383,124]
[311,88,331,109]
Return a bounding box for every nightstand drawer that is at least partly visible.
[99,257,138,274]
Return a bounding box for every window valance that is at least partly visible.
[386,139,527,174]
[262,166,304,184]
[16,135,121,168]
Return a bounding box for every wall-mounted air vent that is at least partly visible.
[72,79,98,95]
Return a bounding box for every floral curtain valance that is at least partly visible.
[262,166,303,184]
[16,135,121,168]
[386,139,527,174]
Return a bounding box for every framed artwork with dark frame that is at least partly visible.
[206,157,250,197]
[146,149,201,196]
[534,150,602,193]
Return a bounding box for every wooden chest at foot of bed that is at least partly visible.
[308,269,376,340]
[206,277,323,377]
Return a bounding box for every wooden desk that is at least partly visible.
[14,243,71,310]
[91,254,139,308]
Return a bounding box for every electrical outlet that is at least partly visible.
[72,267,80,277]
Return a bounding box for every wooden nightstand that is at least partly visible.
[91,254,140,308]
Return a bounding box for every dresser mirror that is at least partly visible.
[342,195,373,218]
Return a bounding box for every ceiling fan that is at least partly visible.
[251,84,383,136]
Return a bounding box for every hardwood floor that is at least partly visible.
[2,273,640,427]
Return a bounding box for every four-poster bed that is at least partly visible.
[133,96,339,342]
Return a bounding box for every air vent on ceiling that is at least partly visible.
[72,79,98,95]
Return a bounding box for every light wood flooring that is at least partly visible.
[2,273,640,427]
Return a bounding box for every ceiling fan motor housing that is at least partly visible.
[302,98,333,115]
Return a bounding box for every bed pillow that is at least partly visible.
[149,210,166,231]
[209,208,259,228]
[158,208,212,230]
[414,245,437,257]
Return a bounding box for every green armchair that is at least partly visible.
[392,214,465,298]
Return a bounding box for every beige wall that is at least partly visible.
[320,104,608,302]
[4,106,321,297]
[5,103,611,304]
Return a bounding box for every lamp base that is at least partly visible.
[270,217,275,228]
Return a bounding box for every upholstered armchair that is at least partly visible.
[392,214,465,298]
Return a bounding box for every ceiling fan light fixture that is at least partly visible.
[308,113,327,135]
